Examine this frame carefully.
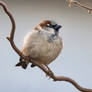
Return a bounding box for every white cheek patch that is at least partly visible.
[45,27,55,33]
[48,28,55,34]
[40,26,55,34]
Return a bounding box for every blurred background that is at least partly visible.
[0,0,92,92]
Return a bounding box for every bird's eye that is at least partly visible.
[47,24,51,27]
[47,24,57,29]
[52,25,56,27]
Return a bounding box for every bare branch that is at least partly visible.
[0,1,92,92]
[67,0,92,14]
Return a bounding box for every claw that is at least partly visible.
[46,69,54,78]
[44,64,54,78]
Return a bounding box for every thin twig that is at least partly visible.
[0,1,92,92]
[67,0,92,14]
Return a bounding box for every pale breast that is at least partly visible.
[33,33,63,65]
[40,37,63,65]
[21,30,63,65]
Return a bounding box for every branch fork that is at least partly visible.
[67,0,92,14]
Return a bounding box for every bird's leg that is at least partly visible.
[44,64,54,78]
[24,55,30,61]
[26,56,36,67]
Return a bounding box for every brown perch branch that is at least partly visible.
[67,0,92,14]
[0,1,92,92]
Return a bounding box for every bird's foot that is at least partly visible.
[44,65,54,78]
[46,69,54,79]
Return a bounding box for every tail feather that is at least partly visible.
[15,57,28,69]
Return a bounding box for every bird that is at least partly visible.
[15,20,63,69]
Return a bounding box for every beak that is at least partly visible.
[54,24,62,31]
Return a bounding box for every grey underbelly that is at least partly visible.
[22,34,63,65]
[29,42,62,65]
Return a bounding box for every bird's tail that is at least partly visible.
[15,57,28,69]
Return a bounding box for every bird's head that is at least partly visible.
[34,20,62,35]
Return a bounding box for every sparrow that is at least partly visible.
[15,20,63,69]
